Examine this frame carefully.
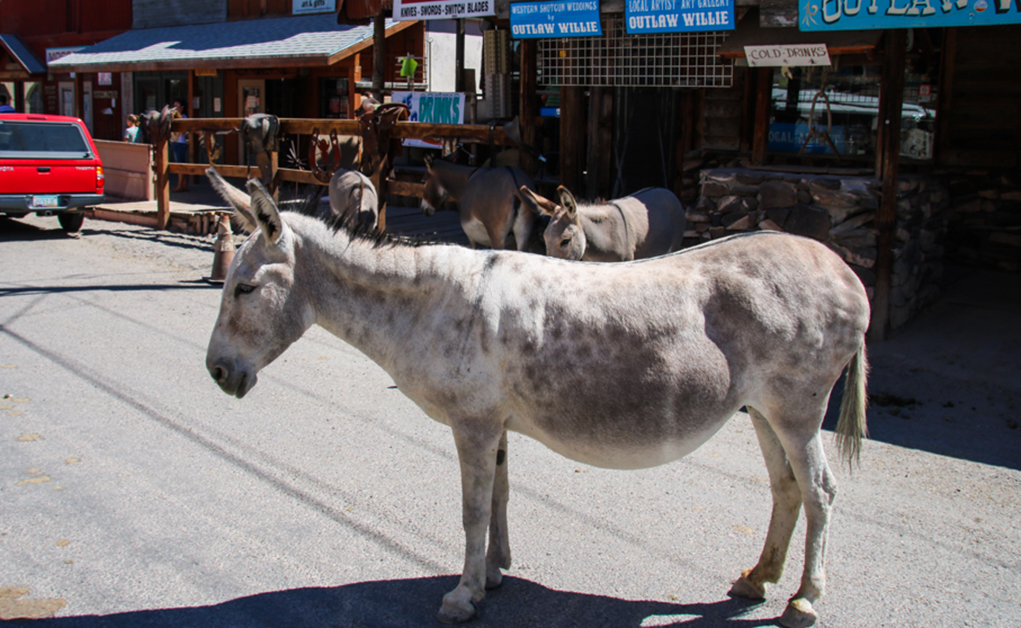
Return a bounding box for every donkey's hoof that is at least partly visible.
[437,597,477,624]
[728,570,766,600]
[778,598,819,628]
[486,568,503,590]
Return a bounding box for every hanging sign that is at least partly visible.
[744,44,831,66]
[799,0,1021,30]
[510,1,603,38]
[393,91,465,148]
[293,0,336,14]
[393,0,495,20]
[625,0,735,33]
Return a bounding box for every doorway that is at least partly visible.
[238,79,265,165]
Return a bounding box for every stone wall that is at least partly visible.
[941,169,1021,272]
[690,168,950,330]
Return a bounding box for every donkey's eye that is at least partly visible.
[234,283,257,298]
[559,237,572,248]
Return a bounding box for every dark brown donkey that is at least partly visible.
[420,156,537,251]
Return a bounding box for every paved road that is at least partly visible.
[2,213,1019,627]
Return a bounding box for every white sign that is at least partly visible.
[744,44,831,67]
[393,0,494,21]
[393,91,465,148]
[293,0,336,14]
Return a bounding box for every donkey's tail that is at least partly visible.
[835,341,869,470]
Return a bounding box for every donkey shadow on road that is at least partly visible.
[28,576,782,628]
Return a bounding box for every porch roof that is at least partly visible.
[0,33,47,75]
[48,14,413,74]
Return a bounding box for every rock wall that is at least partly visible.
[941,169,1021,273]
[690,168,950,330]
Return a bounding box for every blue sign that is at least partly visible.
[625,0,735,34]
[768,122,846,155]
[800,0,1021,30]
[510,1,603,38]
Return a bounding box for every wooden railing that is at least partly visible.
[156,117,517,230]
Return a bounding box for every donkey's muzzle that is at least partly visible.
[207,358,255,399]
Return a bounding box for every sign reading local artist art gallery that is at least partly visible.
[744,44,831,66]
[510,1,603,38]
[799,0,1021,30]
[625,0,735,34]
[393,0,495,20]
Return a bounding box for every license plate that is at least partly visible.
[32,195,60,208]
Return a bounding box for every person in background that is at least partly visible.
[170,100,189,192]
[124,114,141,142]
[0,94,15,113]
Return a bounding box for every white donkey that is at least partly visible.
[519,185,686,261]
[206,178,870,628]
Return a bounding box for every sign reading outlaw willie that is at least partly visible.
[511,1,603,38]
[625,0,735,34]
[799,0,1021,30]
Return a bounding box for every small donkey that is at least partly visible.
[519,185,686,261]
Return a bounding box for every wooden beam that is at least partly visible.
[373,15,386,96]
[934,28,957,165]
[752,67,771,165]
[155,141,170,229]
[560,86,584,192]
[518,40,538,176]
[869,28,907,343]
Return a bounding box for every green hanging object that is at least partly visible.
[400,56,418,79]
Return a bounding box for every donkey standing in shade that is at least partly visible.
[420,156,538,251]
[206,177,870,628]
[519,185,687,261]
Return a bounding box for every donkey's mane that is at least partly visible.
[281,192,444,250]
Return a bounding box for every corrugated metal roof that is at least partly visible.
[0,33,48,75]
[49,13,399,72]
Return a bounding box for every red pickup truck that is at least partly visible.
[0,113,105,233]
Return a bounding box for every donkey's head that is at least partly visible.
[420,155,448,217]
[518,185,586,260]
[205,176,315,399]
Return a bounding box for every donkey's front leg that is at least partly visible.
[438,423,505,624]
[486,430,511,589]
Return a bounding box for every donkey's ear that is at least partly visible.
[424,154,434,171]
[557,186,578,219]
[245,179,286,245]
[206,167,257,233]
[517,186,559,217]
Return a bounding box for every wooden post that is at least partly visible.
[934,28,957,164]
[518,40,538,177]
[559,86,584,192]
[751,67,772,165]
[869,29,907,343]
[155,140,171,230]
[373,15,386,97]
[455,19,465,93]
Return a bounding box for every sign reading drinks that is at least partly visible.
[510,1,603,38]
[625,0,735,34]
[393,91,465,148]
[393,0,495,20]
[800,0,1021,30]
[744,44,831,66]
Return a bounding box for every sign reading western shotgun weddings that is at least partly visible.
[625,0,735,34]
[510,1,603,38]
[393,0,494,20]
[800,0,1021,30]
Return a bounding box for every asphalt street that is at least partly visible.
[1,213,1019,627]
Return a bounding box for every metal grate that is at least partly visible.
[537,17,733,88]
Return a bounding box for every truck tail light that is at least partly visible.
[96,165,105,192]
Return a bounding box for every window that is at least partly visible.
[767,35,940,164]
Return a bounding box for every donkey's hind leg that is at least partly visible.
[731,407,803,601]
[764,404,839,628]
[486,430,511,589]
